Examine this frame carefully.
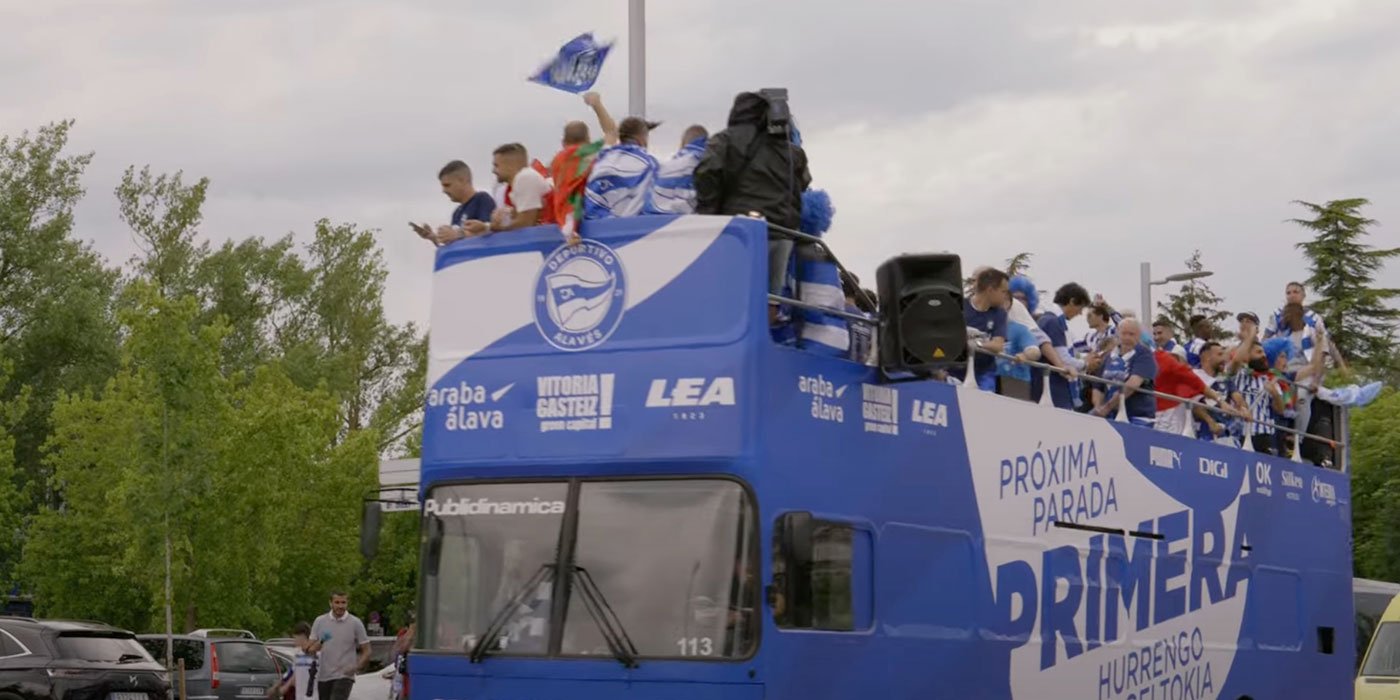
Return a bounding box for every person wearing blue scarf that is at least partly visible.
[645,126,709,215]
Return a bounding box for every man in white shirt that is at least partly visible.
[460,143,550,235]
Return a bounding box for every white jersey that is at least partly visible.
[291,652,319,700]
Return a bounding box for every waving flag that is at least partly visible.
[529,33,613,94]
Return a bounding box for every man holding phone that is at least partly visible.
[309,591,371,700]
[411,161,496,246]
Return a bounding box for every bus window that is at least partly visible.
[774,517,871,632]
[419,482,569,655]
[562,479,758,659]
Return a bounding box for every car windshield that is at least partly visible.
[214,641,276,673]
[56,634,151,662]
[420,479,757,660]
[1363,622,1400,677]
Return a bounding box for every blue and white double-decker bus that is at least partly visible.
[397,214,1353,700]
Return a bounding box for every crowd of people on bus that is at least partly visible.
[411,87,1379,463]
[413,89,808,247]
[413,87,848,337]
[962,269,1381,461]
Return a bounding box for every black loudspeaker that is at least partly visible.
[876,254,966,374]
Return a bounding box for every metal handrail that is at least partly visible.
[763,220,881,317]
[755,219,1344,458]
[968,345,1345,449]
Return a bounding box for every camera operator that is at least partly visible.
[694,90,812,323]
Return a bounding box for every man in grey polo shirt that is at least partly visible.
[310,591,370,700]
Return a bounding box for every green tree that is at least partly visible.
[1291,199,1400,373]
[0,121,121,511]
[0,365,28,589]
[1005,252,1033,277]
[281,220,425,452]
[1350,388,1400,581]
[23,286,375,634]
[192,235,312,378]
[1156,250,1232,339]
[118,166,210,299]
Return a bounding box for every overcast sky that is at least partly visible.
[4,0,1397,335]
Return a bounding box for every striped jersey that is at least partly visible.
[644,137,706,215]
[1159,338,1187,361]
[1185,337,1209,368]
[1192,368,1236,441]
[1264,307,1328,362]
[584,143,659,220]
[1231,369,1278,435]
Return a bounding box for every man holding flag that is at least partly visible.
[584,115,660,219]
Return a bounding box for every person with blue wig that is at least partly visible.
[1007,276,1039,319]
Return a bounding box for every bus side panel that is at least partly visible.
[757,354,1010,699]
[756,352,1353,700]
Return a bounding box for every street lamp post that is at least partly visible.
[1140,261,1214,321]
[628,0,646,118]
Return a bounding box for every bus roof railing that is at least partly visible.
[764,220,880,321]
[759,220,1344,466]
[967,345,1346,469]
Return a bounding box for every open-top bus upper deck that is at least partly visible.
[413,214,1353,700]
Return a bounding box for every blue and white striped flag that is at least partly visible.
[528,33,613,94]
[797,255,850,357]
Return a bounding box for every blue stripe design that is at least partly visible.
[584,144,659,220]
[797,256,849,356]
[644,138,706,216]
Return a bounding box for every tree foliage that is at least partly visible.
[1005,252,1033,277]
[1156,250,1232,339]
[1291,199,1400,374]
[4,121,425,635]
[1351,388,1400,581]
[0,121,121,512]
[22,287,375,632]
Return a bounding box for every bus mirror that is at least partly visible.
[781,511,815,568]
[360,500,382,560]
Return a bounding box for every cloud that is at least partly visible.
[2,0,1396,335]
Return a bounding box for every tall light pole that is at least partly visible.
[628,0,646,118]
[1140,261,1214,321]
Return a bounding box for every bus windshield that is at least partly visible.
[1363,622,1400,677]
[420,479,758,660]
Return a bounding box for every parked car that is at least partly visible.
[266,637,399,700]
[0,616,171,700]
[137,633,280,700]
[189,629,257,641]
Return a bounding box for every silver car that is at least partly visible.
[137,634,282,700]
